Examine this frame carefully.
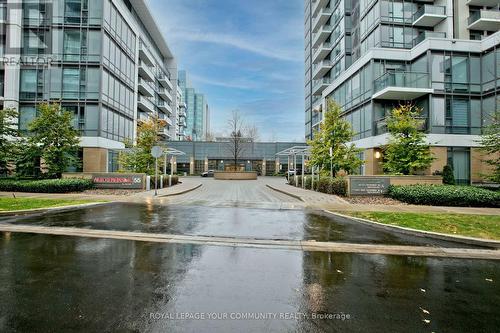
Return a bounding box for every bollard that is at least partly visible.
[169,175,172,187]
[146,175,151,191]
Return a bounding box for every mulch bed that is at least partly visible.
[75,189,143,196]
[344,196,406,205]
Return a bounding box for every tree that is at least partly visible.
[0,108,20,176]
[246,124,260,142]
[307,99,363,176]
[225,110,248,171]
[25,103,81,178]
[478,109,500,183]
[119,116,166,174]
[442,165,455,185]
[383,103,434,175]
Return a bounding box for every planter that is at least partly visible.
[214,171,257,180]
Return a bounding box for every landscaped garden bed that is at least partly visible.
[388,184,500,208]
[0,178,94,193]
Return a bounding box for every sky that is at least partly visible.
[149,0,305,142]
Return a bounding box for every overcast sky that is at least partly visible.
[149,0,305,142]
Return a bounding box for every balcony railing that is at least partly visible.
[312,59,332,72]
[373,71,430,93]
[375,116,427,135]
[413,5,445,21]
[413,31,446,46]
[468,9,500,26]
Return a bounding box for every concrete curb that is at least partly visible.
[0,202,111,217]
[265,184,305,202]
[157,183,202,197]
[266,183,350,204]
[324,210,500,249]
[1,224,499,259]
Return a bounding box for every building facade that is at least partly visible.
[177,70,210,141]
[167,141,307,175]
[305,0,500,184]
[2,0,179,172]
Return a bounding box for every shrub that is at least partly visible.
[0,178,93,193]
[304,176,312,189]
[388,184,500,207]
[315,177,347,196]
[150,175,179,188]
[442,165,455,185]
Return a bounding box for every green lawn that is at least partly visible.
[340,211,500,240]
[0,197,103,212]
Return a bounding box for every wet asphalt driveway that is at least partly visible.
[0,178,499,332]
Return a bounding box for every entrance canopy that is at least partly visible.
[275,146,311,157]
[163,148,186,156]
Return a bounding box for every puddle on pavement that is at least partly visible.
[0,202,483,248]
[0,232,498,333]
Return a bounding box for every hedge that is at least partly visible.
[149,175,179,188]
[289,176,347,196]
[0,178,94,193]
[388,184,500,207]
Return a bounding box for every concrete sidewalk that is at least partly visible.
[265,177,500,216]
[133,177,202,198]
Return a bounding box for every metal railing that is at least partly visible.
[468,9,500,25]
[373,71,430,93]
[413,31,446,46]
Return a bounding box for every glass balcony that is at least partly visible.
[139,40,155,67]
[137,95,155,113]
[413,31,446,46]
[412,5,446,27]
[158,72,173,89]
[138,60,154,82]
[312,77,331,95]
[373,71,432,100]
[467,10,500,31]
[157,100,172,114]
[466,0,499,7]
[312,41,333,63]
[158,87,172,102]
[312,24,333,48]
[312,7,333,33]
[138,78,154,97]
[312,59,333,79]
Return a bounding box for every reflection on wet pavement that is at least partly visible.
[1,202,480,248]
[0,233,498,333]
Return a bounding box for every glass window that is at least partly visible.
[20,69,37,92]
[65,0,82,24]
[451,56,467,84]
[19,106,37,130]
[63,30,80,61]
[63,68,80,98]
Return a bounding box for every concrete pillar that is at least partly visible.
[172,156,177,173]
[429,147,447,175]
[471,148,497,183]
[189,156,195,175]
[275,157,280,174]
[262,159,266,176]
[83,148,108,172]
[204,156,209,172]
[364,148,383,175]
